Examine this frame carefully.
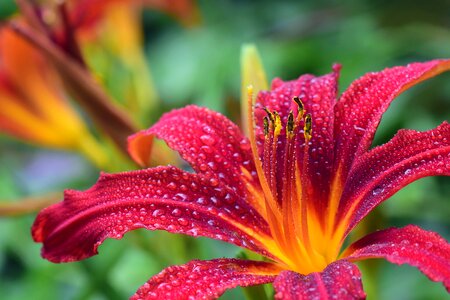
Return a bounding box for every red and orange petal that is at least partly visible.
[128,105,258,194]
[32,166,277,263]
[337,122,450,236]
[334,59,450,182]
[273,260,366,300]
[343,225,450,291]
[131,258,280,300]
[254,66,340,214]
[68,0,128,33]
[0,26,88,149]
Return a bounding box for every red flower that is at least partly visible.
[33,60,450,299]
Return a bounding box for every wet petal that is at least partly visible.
[338,122,450,235]
[128,105,257,191]
[32,166,274,263]
[273,260,366,300]
[344,225,450,291]
[254,67,340,212]
[132,258,279,300]
[334,59,450,180]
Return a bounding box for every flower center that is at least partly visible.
[246,89,335,274]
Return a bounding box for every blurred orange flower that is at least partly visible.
[0,26,106,167]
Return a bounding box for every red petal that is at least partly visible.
[344,225,450,291]
[338,122,450,234]
[128,105,257,190]
[334,59,450,181]
[32,166,273,263]
[273,260,366,300]
[254,67,340,211]
[131,258,279,300]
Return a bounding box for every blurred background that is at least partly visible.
[0,0,449,299]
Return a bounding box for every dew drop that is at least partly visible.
[209,178,219,187]
[167,182,177,190]
[177,218,189,226]
[400,239,410,246]
[404,169,412,175]
[197,197,207,205]
[171,208,182,217]
[152,209,165,218]
[201,145,213,154]
[372,187,384,196]
[200,135,215,146]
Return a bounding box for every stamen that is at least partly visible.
[281,117,305,267]
[245,87,286,252]
[263,116,269,136]
[304,113,312,141]
[263,107,275,123]
[293,96,305,120]
[300,113,313,254]
[287,111,294,138]
[273,111,282,137]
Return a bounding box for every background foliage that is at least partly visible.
[1,0,449,299]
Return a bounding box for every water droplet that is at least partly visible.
[171,208,182,217]
[240,140,251,151]
[201,145,213,154]
[210,196,220,206]
[200,135,215,146]
[425,241,433,249]
[372,187,384,196]
[224,193,234,204]
[167,182,177,190]
[404,169,412,175]
[197,197,207,205]
[177,218,189,226]
[174,193,187,201]
[400,239,410,246]
[152,209,165,218]
[209,178,219,187]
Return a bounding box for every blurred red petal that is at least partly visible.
[344,225,450,291]
[338,122,450,234]
[32,166,273,263]
[334,59,450,181]
[131,258,279,300]
[273,260,366,300]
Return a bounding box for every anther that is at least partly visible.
[287,111,295,138]
[263,108,275,123]
[263,116,269,136]
[293,96,305,119]
[304,113,312,141]
[273,112,282,136]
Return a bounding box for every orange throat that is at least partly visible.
[245,90,344,275]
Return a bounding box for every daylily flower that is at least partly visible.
[33,60,450,299]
